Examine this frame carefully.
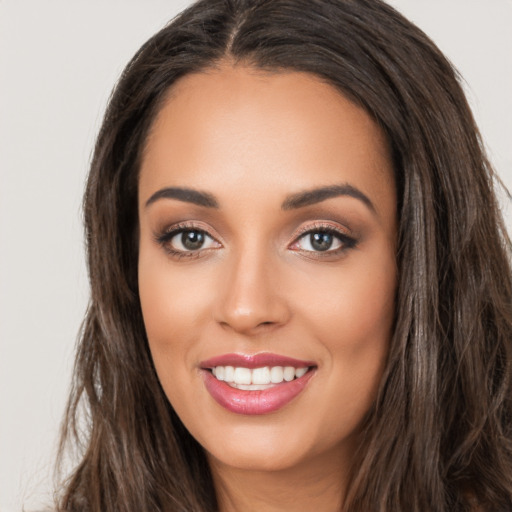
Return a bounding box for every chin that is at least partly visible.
[206,439,309,473]
[198,415,349,474]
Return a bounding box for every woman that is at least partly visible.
[55,0,512,510]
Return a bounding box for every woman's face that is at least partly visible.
[138,65,397,474]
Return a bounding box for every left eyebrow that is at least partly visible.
[281,183,376,214]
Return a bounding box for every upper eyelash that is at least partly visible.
[155,222,206,244]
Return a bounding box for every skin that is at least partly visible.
[138,63,397,512]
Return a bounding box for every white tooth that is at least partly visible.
[224,365,235,383]
[215,366,225,381]
[211,367,216,377]
[252,367,271,385]
[234,367,252,385]
[283,366,295,382]
[295,367,308,378]
[270,366,284,383]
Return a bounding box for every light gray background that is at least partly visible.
[1,1,511,511]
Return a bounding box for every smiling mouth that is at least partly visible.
[200,353,317,414]
[210,365,312,390]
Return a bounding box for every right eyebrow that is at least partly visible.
[145,187,219,209]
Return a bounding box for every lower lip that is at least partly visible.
[201,369,315,415]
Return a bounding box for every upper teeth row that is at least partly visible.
[212,366,308,385]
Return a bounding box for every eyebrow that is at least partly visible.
[145,183,375,214]
[281,184,376,213]
[145,187,219,209]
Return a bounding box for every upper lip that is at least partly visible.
[200,352,316,369]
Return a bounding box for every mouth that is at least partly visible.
[200,353,317,415]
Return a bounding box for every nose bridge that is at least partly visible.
[215,238,289,334]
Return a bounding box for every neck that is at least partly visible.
[209,449,352,512]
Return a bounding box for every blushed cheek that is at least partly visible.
[139,241,187,330]
[301,256,396,370]
[138,243,218,377]
[138,244,184,366]
[138,262,189,401]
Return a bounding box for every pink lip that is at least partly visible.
[199,353,317,415]
[200,352,315,369]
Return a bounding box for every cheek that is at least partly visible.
[138,253,213,428]
[137,240,210,379]
[139,225,220,323]
[295,250,396,347]
[292,250,396,409]
[139,263,205,342]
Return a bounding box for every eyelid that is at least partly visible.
[288,221,357,254]
[290,220,353,241]
[156,220,220,240]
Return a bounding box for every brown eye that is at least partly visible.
[180,230,206,250]
[163,229,220,253]
[289,224,358,257]
[295,230,343,252]
[309,232,335,251]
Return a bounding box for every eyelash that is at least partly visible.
[155,221,357,260]
[155,222,217,260]
[290,222,357,257]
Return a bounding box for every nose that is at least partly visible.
[214,248,291,336]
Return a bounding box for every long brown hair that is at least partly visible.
[55,1,512,510]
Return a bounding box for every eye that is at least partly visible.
[290,225,357,254]
[156,225,221,257]
[170,229,217,251]
[296,231,341,252]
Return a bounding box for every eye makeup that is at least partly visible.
[153,218,358,262]
[288,221,358,260]
[154,221,222,260]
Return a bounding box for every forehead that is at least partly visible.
[139,64,395,220]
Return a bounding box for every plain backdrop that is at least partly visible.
[1,1,511,511]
